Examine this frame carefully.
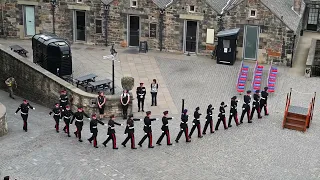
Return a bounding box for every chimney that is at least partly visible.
[294,0,302,14]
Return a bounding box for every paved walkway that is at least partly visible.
[1,38,320,179]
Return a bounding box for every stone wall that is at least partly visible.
[0,44,132,117]
[0,102,8,137]
[0,0,106,44]
[164,0,218,54]
[224,0,295,65]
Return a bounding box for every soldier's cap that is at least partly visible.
[163,111,168,115]
[146,111,151,115]
[77,106,83,110]
[221,102,225,105]
[55,103,59,106]
[196,107,200,111]
[246,90,252,94]
[61,90,66,93]
[208,104,212,108]
[255,90,260,93]
[92,114,97,118]
[110,114,115,118]
[140,82,144,84]
[128,114,134,118]
[23,99,28,102]
[231,96,237,100]
[66,105,70,109]
[264,87,268,90]
[183,109,188,113]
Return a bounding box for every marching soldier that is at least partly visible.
[120,89,130,119]
[88,114,105,148]
[240,90,252,124]
[71,107,90,142]
[49,103,61,133]
[215,102,228,130]
[121,114,142,149]
[62,105,73,137]
[203,104,214,135]
[156,111,174,146]
[59,90,68,117]
[260,87,269,116]
[228,96,240,127]
[136,82,146,112]
[138,111,158,148]
[15,100,35,132]
[102,115,123,149]
[189,107,203,138]
[250,90,262,120]
[175,109,191,143]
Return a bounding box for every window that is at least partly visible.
[149,23,157,38]
[249,9,257,17]
[77,0,83,3]
[131,0,137,7]
[95,19,102,34]
[189,5,195,12]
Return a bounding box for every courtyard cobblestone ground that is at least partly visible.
[1,38,320,179]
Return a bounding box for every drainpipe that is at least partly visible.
[290,35,296,68]
[50,0,57,34]
[1,0,6,36]
[104,4,110,46]
[159,9,164,51]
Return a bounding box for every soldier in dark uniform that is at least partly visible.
[88,114,105,148]
[175,109,191,143]
[49,103,61,133]
[156,111,174,146]
[215,102,228,130]
[15,100,35,132]
[228,96,240,127]
[120,89,130,119]
[71,107,90,142]
[62,105,73,137]
[250,90,262,120]
[97,91,106,119]
[240,90,252,124]
[203,104,214,135]
[102,115,123,149]
[59,90,68,118]
[136,82,146,112]
[189,107,203,138]
[138,111,158,148]
[260,87,269,116]
[121,114,142,149]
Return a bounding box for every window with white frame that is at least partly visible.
[189,5,195,12]
[131,0,138,7]
[249,9,257,17]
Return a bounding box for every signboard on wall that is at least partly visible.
[149,23,157,38]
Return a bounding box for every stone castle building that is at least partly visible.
[0,0,317,66]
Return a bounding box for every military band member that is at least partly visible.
[136,82,146,112]
[138,111,158,148]
[240,90,252,124]
[228,96,240,127]
[62,105,73,137]
[88,114,105,148]
[15,100,35,132]
[102,115,123,149]
[156,111,174,146]
[260,87,269,116]
[189,107,203,138]
[250,90,262,120]
[71,107,90,142]
[175,109,191,143]
[215,102,228,130]
[203,104,214,134]
[97,91,106,119]
[59,90,68,118]
[122,114,142,149]
[120,90,130,119]
[49,103,61,133]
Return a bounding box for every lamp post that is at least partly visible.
[103,53,120,95]
[50,0,57,34]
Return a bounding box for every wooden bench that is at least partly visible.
[10,45,28,57]
[88,79,112,92]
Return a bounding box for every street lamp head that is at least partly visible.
[50,0,57,6]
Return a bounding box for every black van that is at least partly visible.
[32,34,72,76]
